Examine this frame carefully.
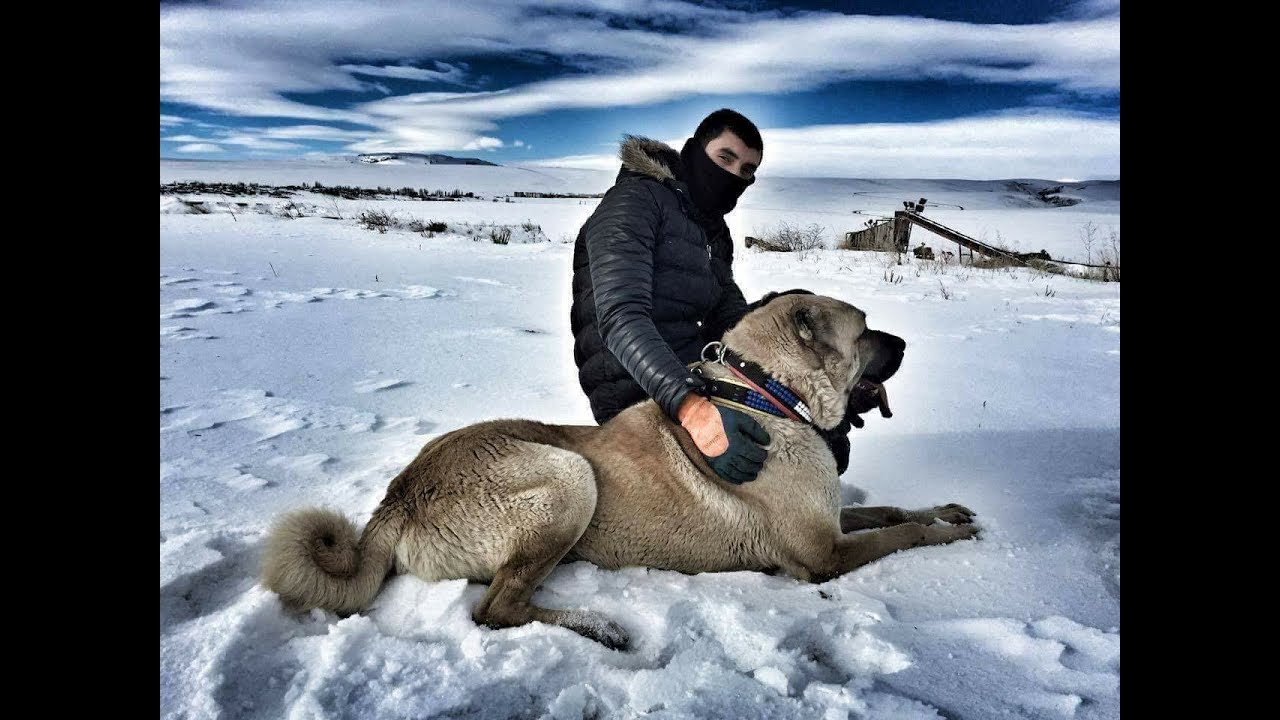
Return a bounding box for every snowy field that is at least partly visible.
[160,159,1120,719]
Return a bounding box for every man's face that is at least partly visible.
[705,130,762,181]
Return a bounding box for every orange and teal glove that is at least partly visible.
[677,394,772,484]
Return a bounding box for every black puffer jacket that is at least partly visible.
[571,135,749,424]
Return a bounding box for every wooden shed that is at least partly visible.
[839,219,902,251]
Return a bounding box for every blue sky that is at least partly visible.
[160,0,1119,179]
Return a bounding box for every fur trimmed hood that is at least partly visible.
[618,134,683,183]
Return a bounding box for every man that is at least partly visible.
[570,109,770,485]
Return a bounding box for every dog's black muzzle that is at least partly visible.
[847,330,906,425]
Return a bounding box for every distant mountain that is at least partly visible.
[1001,179,1119,207]
[354,153,500,167]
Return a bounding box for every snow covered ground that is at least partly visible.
[161,159,1118,264]
[160,160,1119,719]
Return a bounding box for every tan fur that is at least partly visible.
[259,294,977,648]
[260,504,405,615]
[618,135,678,182]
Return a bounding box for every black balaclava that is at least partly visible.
[679,137,756,217]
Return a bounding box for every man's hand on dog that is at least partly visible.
[678,394,771,484]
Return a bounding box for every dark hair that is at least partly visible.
[693,108,763,153]
[745,288,813,312]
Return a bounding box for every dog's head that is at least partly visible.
[728,290,906,430]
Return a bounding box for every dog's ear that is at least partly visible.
[748,288,814,313]
[793,305,819,344]
[793,304,841,366]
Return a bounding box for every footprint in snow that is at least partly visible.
[1027,616,1120,674]
[1072,469,1120,595]
[160,298,218,319]
[266,453,333,474]
[354,378,412,394]
[218,469,272,491]
[398,285,444,299]
[936,617,1119,715]
[455,276,513,288]
[262,291,325,307]
[338,288,390,300]
[160,326,218,341]
[159,534,259,632]
[210,280,248,291]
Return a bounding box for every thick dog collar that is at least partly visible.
[694,342,815,425]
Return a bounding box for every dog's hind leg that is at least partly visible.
[472,548,630,651]
[468,443,630,651]
[810,521,979,582]
[839,504,976,532]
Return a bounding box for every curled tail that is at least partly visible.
[260,505,404,615]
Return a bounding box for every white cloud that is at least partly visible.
[513,139,525,147]
[521,152,620,172]
[257,125,370,141]
[174,143,223,153]
[218,134,306,151]
[160,1,1119,155]
[1057,0,1121,19]
[163,130,306,152]
[463,136,504,151]
[528,111,1120,180]
[160,114,188,126]
[350,13,1117,152]
[167,124,370,146]
[339,61,470,86]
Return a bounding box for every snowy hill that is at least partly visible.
[355,152,501,166]
[160,162,1119,719]
[161,158,612,197]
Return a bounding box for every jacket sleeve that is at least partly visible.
[586,180,703,421]
[701,220,750,343]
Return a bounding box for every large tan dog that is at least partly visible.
[261,294,977,649]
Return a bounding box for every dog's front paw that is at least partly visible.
[925,522,979,544]
[911,503,976,526]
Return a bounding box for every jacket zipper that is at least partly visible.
[674,183,714,261]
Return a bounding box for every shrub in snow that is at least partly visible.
[749,221,828,252]
[408,219,449,236]
[359,210,399,234]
